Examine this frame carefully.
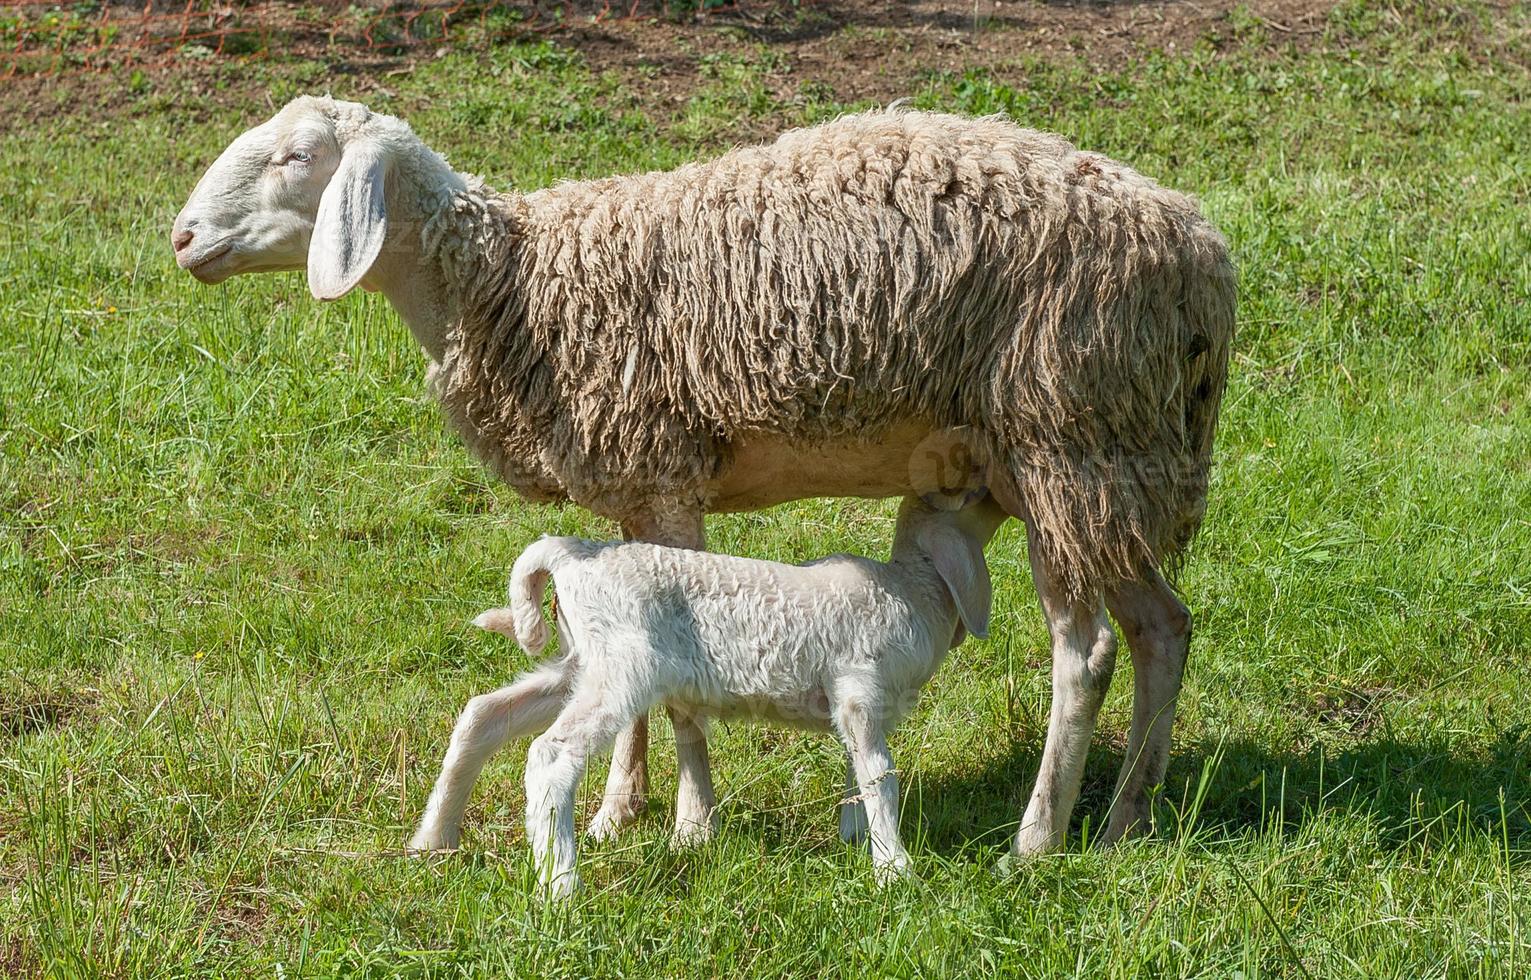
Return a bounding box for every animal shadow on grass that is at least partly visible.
[903,726,1531,864]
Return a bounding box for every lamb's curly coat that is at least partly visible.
[411,496,1009,892]
[423,110,1234,599]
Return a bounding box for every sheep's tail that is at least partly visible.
[478,537,577,656]
[509,537,575,654]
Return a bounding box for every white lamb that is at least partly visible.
[410,495,1008,896]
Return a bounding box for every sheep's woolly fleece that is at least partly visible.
[418,108,1235,600]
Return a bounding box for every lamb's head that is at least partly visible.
[172,95,460,299]
[894,494,1010,644]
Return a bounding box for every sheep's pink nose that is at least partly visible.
[172,229,194,253]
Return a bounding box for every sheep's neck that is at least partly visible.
[365,162,510,363]
[401,179,536,366]
[367,246,455,362]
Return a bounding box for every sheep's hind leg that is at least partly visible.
[1012,523,1118,857]
[668,705,717,846]
[587,716,649,842]
[836,698,910,882]
[1099,569,1190,846]
[589,506,708,841]
[409,669,570,853]
[525,688,635,899]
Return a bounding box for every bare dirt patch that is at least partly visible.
[0,937,37,979]
[3,1,1349,129]
[1,687,101,740]
[561,0,1344,107]
[1299,682,1397,741]
[2,2,1521,136]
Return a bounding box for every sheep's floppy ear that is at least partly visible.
[918,524,992,640]
[472,607,517,638]
[308,139,388,300]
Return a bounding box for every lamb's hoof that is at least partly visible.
[873,855,914,886]
[539,871,581,901]
[586,798,645,842]
[669,818,715,849]
[407,827,460,855]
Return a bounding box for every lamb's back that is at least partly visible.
[554,543,928,709]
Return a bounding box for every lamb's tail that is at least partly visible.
[474,537,577,656]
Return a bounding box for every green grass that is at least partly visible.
[3,5,1529,976]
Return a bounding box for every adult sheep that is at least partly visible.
[172,96,1234,858]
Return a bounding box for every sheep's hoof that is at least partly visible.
[586,798,645,842]
[995,835,1063,877]
[1098,804,1151,848]
[1009,825,1063,859]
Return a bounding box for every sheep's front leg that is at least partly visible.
[589,506,707,841]
[1012,525,1118,857]
[668,705,717,846]
[1100,570,1190,845]
[836,699,911,882]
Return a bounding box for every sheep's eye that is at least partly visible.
[286,150,312,165]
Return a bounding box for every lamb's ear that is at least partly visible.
[472,607,517,638]
[308,139,388,300]
[918,523,992,640]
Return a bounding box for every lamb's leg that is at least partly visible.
[1099,570,1190,845]
[835,699,910,882]
[525,685,636,899]
[589,506,707,840]
[1012,524,1118,857]
[410,667,570,852]
[668,705,717,846]
[839,756,869,845]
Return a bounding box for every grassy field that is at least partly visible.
[3,2,1529,976]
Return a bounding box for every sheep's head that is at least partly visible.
[172,96,396,300]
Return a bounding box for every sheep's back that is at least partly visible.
[520,109,1217,436]
[455,109,1235,597]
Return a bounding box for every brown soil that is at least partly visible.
[0,938,36,980]
[562,0,1342,107]
[2,1,1522,133]
[1,1,1348,127]
[0,686,101,740]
